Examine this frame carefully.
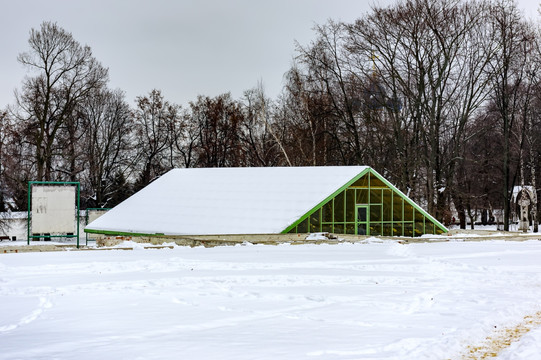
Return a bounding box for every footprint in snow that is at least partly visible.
[0,296,52,333]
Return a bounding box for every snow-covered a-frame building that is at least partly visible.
[84,166,447,240]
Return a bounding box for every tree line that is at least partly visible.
[1,0,540,230]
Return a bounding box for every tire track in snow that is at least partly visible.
[460,310,541,359]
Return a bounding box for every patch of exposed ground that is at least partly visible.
[461,311,541,359]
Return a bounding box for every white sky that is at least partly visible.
[1,0,539,109]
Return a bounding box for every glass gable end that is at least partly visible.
[285,169,447,237]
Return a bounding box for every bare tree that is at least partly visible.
[279,66,335,166]
[0,110,11,234]
[171,109,198,169]
[132,89,180,189]
[1,106,35,211]
[81,88,134,207]
[14,22,108,181]
[0,110,7,212]
[189,93,245,168]
[346,0,498,221]
[294,21,365,165]
[241,85,284,167]
[487,0,536,230]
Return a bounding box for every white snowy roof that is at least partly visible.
[85,166,369,236]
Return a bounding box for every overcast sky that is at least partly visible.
[1,0,539,109]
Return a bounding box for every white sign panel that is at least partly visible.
[32,185,76,234]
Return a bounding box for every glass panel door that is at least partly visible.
[356,206,369,235]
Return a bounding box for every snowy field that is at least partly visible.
[1,240,541,359]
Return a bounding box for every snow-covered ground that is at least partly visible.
[1,240,541,359]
